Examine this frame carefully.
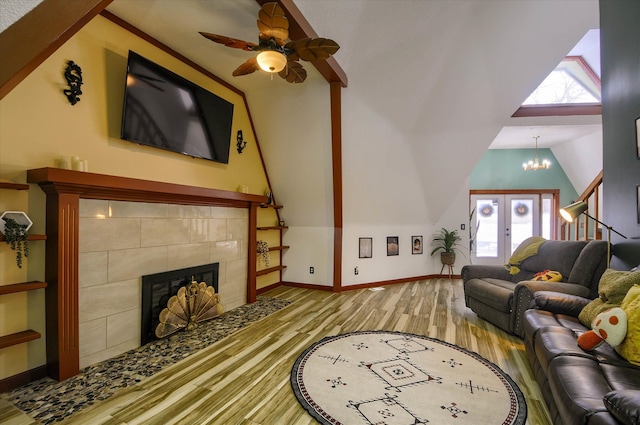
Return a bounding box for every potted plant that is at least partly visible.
[430,227,462,267]
[2,217,30,268]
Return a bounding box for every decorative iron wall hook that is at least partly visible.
[237,130,247,154]
[63,60,83,105]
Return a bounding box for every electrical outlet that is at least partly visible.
[461,223,465,230]
[354,266,359,275]
[310,267,314,274]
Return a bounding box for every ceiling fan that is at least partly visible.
[199,2,339,83]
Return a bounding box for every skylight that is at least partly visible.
[523,56,600,105]
[513,30,601,117]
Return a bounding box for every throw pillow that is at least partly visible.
[532,270,562,282]
[577,307,627,351]
[616,284,640,365]
[578,269,640,327]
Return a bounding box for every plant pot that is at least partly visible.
[0,211,33,234]
[440,252,456,265]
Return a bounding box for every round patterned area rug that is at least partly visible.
[290,330,527,425]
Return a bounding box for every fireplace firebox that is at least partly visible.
[141,263,219,345]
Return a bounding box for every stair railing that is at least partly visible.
[560,170,603,240]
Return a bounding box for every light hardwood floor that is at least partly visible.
[1,279,552,424]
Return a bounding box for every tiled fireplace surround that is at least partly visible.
[27,167,265,382]
[78,199,248,369]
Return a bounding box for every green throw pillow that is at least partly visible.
[578,269,640,327]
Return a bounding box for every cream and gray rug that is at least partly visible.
[291,330,527,425]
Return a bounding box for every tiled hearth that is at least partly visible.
[5,296,290,424]
[78,199,249,369]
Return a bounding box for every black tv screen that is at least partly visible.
[121,51,234,164]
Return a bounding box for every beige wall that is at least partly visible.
[0,15,271,380]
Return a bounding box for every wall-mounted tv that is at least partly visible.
[120,51,234,164]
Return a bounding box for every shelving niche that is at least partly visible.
[0,182,47,351]
[256,202,288,291]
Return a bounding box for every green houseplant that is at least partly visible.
[2,217,29,268]
[430,227,462,267]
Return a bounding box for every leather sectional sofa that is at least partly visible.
[523,291,640,425]
[462,240,608,337]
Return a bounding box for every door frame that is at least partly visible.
[469,189,560,258]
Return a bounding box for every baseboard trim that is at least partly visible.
[282,282,333,291]
[256,282,282,295]
[340,275,438,291]
[280,275,461,293]
[0,365,48,392]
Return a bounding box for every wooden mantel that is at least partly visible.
[27,167,266,381]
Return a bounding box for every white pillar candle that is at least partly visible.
[71,156,83,171]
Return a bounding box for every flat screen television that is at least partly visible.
[120,51,234,164]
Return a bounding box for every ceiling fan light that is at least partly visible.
[257,51,287,73]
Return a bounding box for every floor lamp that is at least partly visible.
[559,201,627,268]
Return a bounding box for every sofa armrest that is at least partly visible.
[461,265,512,283]
[511,280,593,337]
[529,291,591,317]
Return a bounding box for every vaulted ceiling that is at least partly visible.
[1,0,603,222]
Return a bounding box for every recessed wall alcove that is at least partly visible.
[27,167,266,381]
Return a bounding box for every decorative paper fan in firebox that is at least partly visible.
[200,2,339,83]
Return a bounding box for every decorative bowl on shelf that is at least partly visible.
[0,211,33,235]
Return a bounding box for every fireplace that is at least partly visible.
[28,167,263,381]
[141,263,219,345]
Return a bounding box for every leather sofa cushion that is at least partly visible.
[603,390,640,425]
[534,327,595,374]
[548,356,614,425]
[463,278,514,313]
[523,310,587,352]
[520,240,589,278]
[546,349,640,425]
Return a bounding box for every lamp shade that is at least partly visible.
[256,51,287,73]
[559,201,588,222]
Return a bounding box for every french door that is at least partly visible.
[470,191,556,266]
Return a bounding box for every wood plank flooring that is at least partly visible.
[0,279,552,424]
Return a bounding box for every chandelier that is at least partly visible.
[523,136,551,171]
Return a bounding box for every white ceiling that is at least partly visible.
[1,0,603,232]
[102,0,601,152]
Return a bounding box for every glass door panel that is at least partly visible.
[508,196,539,256]
[472,197,504,265]
[471,194,540,265]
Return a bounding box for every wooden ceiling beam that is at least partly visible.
[0,0,114,100]
[255,0,348,87]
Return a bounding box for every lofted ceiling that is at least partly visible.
[102,0,601,151]
[1,0,602,151]
[1,0,602,225]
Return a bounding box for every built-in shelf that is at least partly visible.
[268,245,290,252]
[256,265,287,277]
[0,330,41,349]
[0,180,45,352]
[0,182,29,191]
[0,234,46,242]
[256,226,288,231]
[0,281,47,295]
[260,203,283,209]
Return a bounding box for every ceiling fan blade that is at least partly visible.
[287,38,340,62]
[257,2,289,45]
[232,57,260,77]
[199,32,258,51]
[279,61,307,84]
